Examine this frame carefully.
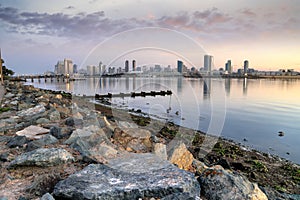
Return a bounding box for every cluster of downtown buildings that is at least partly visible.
[52,56,298,77]
[178,55,298,77]
[177,55,251,76]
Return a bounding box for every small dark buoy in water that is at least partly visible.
[243,138,248,142]
[278,131,285,137]
[167,107,171,113]
[286,152,290,155]
[175,111,179,115]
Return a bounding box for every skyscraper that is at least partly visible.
[125,60,129,72]
[177,60,183,73]
[55,59,73,75]
[204,55,213,73]
[225,60,232,74]
[244,60,249,75]
[55,61,64,75]
[132,60,136,71]
[64,59,73,76]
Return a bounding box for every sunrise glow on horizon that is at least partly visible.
[0,0,299,74]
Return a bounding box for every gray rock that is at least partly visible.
[9,148,74,168]
[200,165,268,200]
[153,143,168,160]
[26,140,46,151]
[65,117,84,127]
[41,134,59,144]
[261,186,300,200]
[40,193,55,200]
[4,93,15,98]
[161,193,198,200]
[2,117,17,124]
[65,117,75,126]
[67,127,114,162]
[18,103,30,111]
[49,110,61,121]
[10,100,18,106]
[17,104,45,117]
[26,135,58,151]
[0,153,9,162]
[53,153,200,199]
[49,126,62,139]
[64,125,102,144]
[0,136,11,143]
[36,118,50,124]
[7,136,28,148]
[60,127,73,138]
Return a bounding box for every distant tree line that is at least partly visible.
[1,59,15,79]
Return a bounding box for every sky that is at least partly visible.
[0,0,299,75]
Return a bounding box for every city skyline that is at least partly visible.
[0,1,300,74]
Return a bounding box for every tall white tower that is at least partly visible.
[204,55,213,73]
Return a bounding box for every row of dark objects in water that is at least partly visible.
[95,90,173,99]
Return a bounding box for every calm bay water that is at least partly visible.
[28,77,300,164]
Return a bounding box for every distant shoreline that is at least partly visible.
[9,74,300,83]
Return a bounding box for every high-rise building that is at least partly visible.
[177,60,183,73]
[73,64,78,74]
[98,62,107,75]
[132,60,136,71]
[204,55,213,73]
[244,60,249,75]
[55,59,73,75]
[55,61,64,75]
[87,65,95,76]
[225,60,232,74]
[125,60,129,72]
[64,59,73,76]
[154,65,162,72]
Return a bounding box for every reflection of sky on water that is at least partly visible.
[27,77,300,164]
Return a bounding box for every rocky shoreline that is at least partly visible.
[0,81,299,199]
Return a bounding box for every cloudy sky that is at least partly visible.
[0,0,299,74]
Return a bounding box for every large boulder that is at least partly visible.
[53,153,200,199]
[8,148,74,168]
[200,165,268,200]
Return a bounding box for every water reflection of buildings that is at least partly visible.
[243,78,248,95]
[125,77,129,91]
[177,77,183,93]
[224,78,231,96]
[132,77,136,91]
[203,78,211,99]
